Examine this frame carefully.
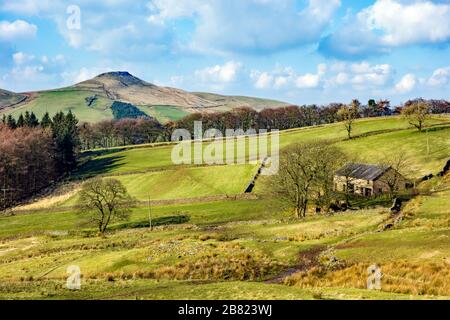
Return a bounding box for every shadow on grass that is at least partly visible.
[111,215,190,231]
[73,155,125,179]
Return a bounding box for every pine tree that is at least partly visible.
[41,112,52,128]
[6,115,17,129]
[51,111,80,173]
[24,111,31,126]
[28,112,39,127]
[17,114,25,127]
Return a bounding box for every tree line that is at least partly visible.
[0,111,79,209]
[167,98,449,138]
[78,118,164,150]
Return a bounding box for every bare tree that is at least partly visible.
[338,100,360,139]
[378,153,410,200]
[313,148,348,213]
[335,153,363,207]
[77,178,136,233]
[402,101,431,132]
[270,141,346,218]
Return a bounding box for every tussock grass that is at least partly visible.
[76,243,286,282]
[284,261,450,297]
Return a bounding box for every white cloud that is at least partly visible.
[351,64,392,87]
[0,20,37,41]
[0,0,53,15]
[1,51,68,92]
[147,0,200,21]
[428,67,450,87]
[320,0,450,58]
[274,76,288,89]
[12,52,35,65]
[251,71,274,89]
[295,73,320,89]
[3,0,340,55]
[335,72,349,85]
[395,74,417,94]
[195,61,242,84]
[149,0,341,54]
[326,62,394,91]
[251,64,325,90]
[1,1,169,57]
[251,61,395,93]
[365,0,450,46]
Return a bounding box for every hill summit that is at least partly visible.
[0,71,289,123]
[74,71,215,109]
[94,71,154,87]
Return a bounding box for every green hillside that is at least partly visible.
[136,105,189,123]
[5,89,114,123]
[2,90,190,124]
[1,116,449,300]
[77,115,450,178]
[0,89,27,110]
[192,92,289,111]
[0,72,292,124]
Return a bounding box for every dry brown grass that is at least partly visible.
[284,260,450,296]
[86,244,285,282]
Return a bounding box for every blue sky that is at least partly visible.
[1,0,450,105]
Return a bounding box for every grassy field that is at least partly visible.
[5,89,114,123]
[63,164,257,205]
[2,92,189,124]
[76,116,449,178]
[137,105,190,123]
[0,116,449,300]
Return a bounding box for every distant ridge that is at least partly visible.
[0,89,27,110]
[0,71,290,123]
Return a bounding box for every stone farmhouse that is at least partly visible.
[334,163,409,197]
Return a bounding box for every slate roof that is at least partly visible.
[335,163,390,181]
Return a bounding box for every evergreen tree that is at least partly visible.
[17,114,25,127]
[51,111,80,173]
[28,112,39,127]
[7,114,17,129]
[41,112,52,128]
[24,111,31,126]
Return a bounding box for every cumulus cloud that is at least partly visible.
[319,0,450,59]
[251,64,327,90]
[295,73,320,89]
[149,0,341,54]
[1,1,169,57]
[0,20,37,41]
[1,51,67,92]
[12,52,35,65]
[1,0,340,56]
[195,61,242,84]
[428,67,450,87]
[366,0,450,46]
[395,74,417,94]
[251,71,274,89]
[0,0,53,15]
[349,63,393,87]
[252,62,394,92]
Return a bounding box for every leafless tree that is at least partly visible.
[402,101,431,132]
[77,178,136,233]
[270,141,346,218]
[338,100,360,139]
[379,152,411,200]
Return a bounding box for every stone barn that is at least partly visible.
[334,163,409,197]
